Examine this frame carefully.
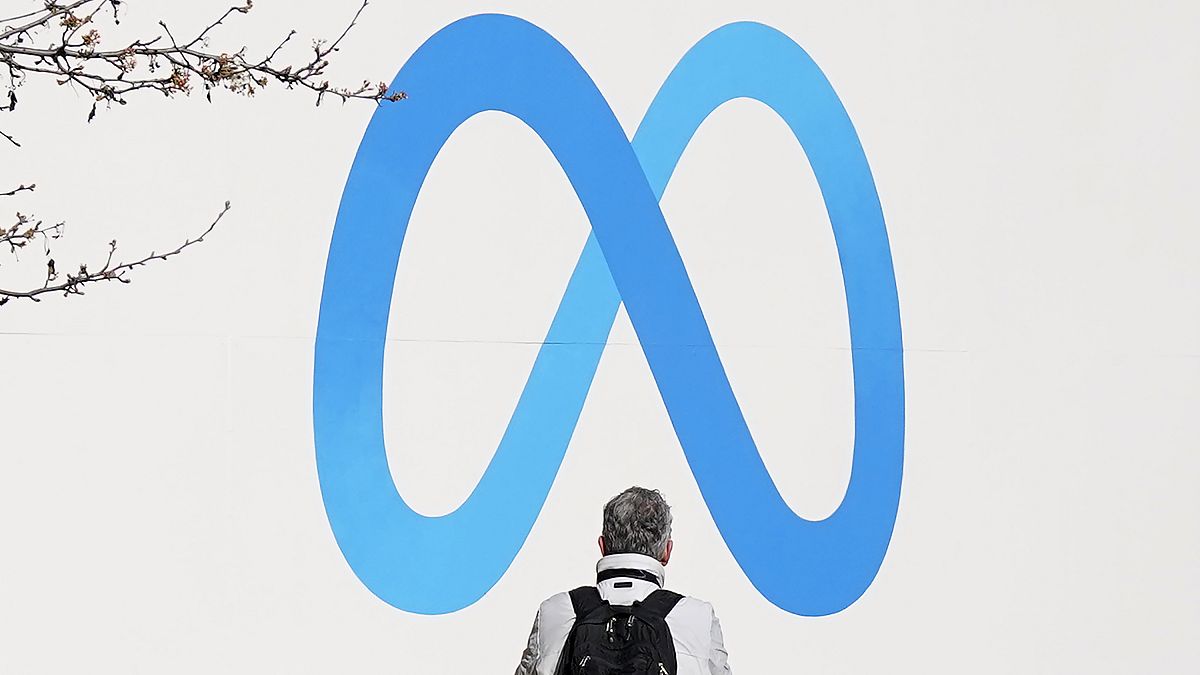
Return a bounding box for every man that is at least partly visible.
[515,487,732,674]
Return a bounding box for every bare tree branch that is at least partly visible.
[0,182,35,197]
[0,1,404,307]
[0,200,229,305]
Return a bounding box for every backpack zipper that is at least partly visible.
[658,663,669,675]
[579,655,591,668]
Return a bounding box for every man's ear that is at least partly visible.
[598,535,607,556]
[661,539,673,566]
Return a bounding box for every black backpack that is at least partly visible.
[553,586,683,675]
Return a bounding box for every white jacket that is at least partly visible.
[514,553,732,674]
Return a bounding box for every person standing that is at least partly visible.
[515,487,732,674]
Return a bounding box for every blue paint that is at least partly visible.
[314,15,904,616]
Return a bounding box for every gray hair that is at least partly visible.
[602,487,673,559]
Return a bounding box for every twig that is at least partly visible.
[0,201,230,305]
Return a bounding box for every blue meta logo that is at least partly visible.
[314,14,904,617]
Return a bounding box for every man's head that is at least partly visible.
[598,486,674,565]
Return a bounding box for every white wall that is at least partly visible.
[1,1,1197,672]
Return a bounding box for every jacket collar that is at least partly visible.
[595,552,666,586]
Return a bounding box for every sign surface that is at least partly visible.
[316,15,903,617]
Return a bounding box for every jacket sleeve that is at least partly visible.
[708,611,732,674]
[514,609,540,675]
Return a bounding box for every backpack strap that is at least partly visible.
[567,585,606,620]
[633,590,683,675]
[633,588,683,621]
[555,587,608,675]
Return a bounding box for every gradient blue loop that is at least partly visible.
[314,14,904,616]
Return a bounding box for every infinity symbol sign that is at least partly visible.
[314,14,904,617]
